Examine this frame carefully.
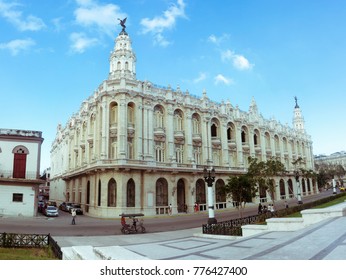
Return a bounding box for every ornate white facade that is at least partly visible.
[50,29,316,218]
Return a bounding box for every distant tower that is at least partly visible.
[293,96,305,132]
[109,18,136,80]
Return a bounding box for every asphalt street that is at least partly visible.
[0,189,335,236]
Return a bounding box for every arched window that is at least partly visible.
[195,179,206,204]
[110,102,118,124]
[175,144,184,163]
[211,123,217,137]
[192,114,200,134]
[174,110,183,131]
[156,178,168,206]
[98,179,101,207]
[127,179,135,207]
[107,178,116,207]
[12,146,29,179]
[155,141,165,162]
[154,105,164,128]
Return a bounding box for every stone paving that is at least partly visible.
[56,215,346,260]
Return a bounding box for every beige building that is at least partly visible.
[50,29,316,218]
[0,128,44,216]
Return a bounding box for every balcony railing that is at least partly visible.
[0,170,39,180]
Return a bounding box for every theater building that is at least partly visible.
[50,28,316,218]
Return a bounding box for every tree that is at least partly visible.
[315,163,345,188]
[223,174,257,217]
[247,157,286,204]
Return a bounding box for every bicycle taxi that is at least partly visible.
[120,213,146,234]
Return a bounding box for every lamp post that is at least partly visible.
[294,170,303,204]
[203,167,217,224]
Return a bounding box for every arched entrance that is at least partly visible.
[177,179,186,213]
[215,179,226,209]
[195,179,206,211]
[279,179,286,200]
[288,179,294,198]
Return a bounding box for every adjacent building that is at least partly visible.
[0,128,44,217]
[50,28,316,218]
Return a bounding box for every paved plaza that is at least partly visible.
[55,214,346,260]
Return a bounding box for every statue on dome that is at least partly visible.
[118,17,127,32]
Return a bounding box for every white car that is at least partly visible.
[45,206,59,217]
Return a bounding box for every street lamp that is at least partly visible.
[203,167,217,224]
[294,170,303,204]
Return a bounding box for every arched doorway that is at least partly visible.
[195,179,206,211]
[215,179,226,209]
[107,178,116,207]
[156,178,168,214]
[279,179,286,200]
[86,181,90,213]
[127,179,135,207]
[177,179,186,213]
[302,179,306,195]
[288,179,294,198]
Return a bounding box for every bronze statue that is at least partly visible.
[118,17,127,31]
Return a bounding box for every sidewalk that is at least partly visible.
[55,212,346,260]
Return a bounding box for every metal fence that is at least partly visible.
[0,232,62,259]
[202,193,346,236]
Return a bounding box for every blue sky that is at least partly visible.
[1,0,346,171]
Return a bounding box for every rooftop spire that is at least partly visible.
[294,96,299,108]
[118,17,127,35]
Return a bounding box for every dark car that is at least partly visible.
[70,203,83,215]
[59,202,73,212]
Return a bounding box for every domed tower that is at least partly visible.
[109,18,136,80]
[293,96,305,132]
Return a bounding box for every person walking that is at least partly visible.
[168,204,172,216]
[258,202,263,214]
[71,209,76,225]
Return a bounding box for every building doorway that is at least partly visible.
[177,179,186,213]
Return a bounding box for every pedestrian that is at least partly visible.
[71,209,76,225]
[168,203,172,216]
[258,202,263,214]
[285,200,289,208]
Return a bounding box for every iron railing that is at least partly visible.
[0,232,62,259]
[202,193,346,236]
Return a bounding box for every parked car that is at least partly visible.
[70,203,83,215]
[46,201,57,207]
[45,206,59,217]
[59,202,73,212]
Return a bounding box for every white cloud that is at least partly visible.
[0,1,45,31]
[0,38,35,55]
[193,72,207,83]
[208,34,229,45]
[214,74,234,86]
[140,0,186,46]
[221,49,253,71]
[69,32,98,53]
[74,0,126,36]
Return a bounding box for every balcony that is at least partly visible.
[211,137,221,147]
[174,130,185,141]
[242,142,250,151]
[254,144,262,153]
[0,170,43,183]
[228,140,236,149]
[87,134,94,144]
[192,133,202,144]
[109,123,117,137]
[154,127,166,140]
[127,123,135,137]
